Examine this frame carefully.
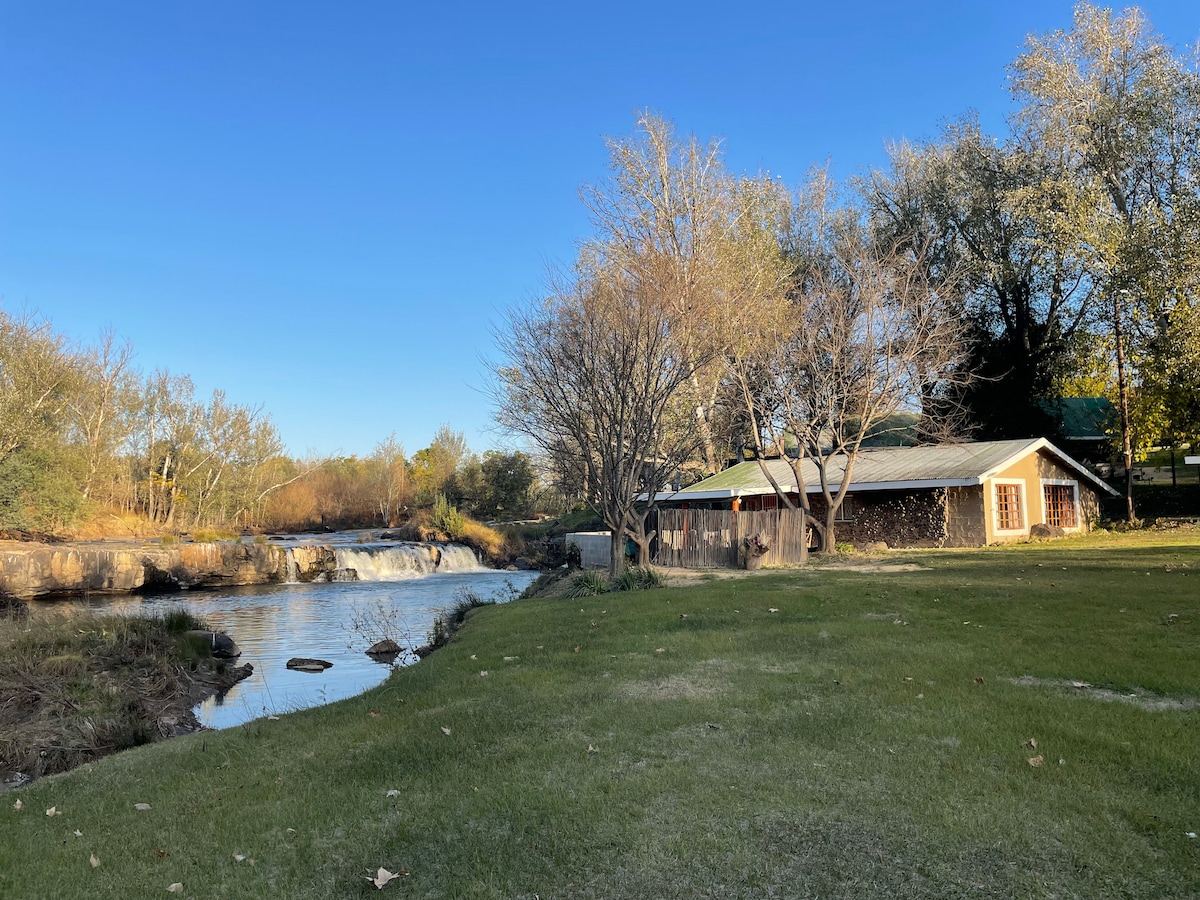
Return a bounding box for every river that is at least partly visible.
[35,538,539,729]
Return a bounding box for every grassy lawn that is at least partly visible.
[2,531,1198,898]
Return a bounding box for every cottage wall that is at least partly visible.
[985,450,1103,542]
[944,486,987,547]
[811,489,949,548]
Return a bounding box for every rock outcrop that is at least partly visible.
[0,540,286,599]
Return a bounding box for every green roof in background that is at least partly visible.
[1040,397,1115,440]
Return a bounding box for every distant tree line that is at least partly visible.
[493,3,1200,572]
[0,310,539,534]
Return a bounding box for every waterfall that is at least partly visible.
[331,543,482,582]
[284,548,299,584]
[436,544,484,571]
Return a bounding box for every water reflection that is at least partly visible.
[43,570,538,729]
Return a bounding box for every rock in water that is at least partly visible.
[184,630,241,658]
[365,639,402,658]
[286,658,333,672]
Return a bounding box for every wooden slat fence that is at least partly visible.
[652,508,808,568]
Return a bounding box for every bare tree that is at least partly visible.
[493,259,708,576]
[66,329,136,501]
[733,186,970,553]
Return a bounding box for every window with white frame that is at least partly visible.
[1042,481,1079,528]
[994,481,1024,531]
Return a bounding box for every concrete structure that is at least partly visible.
[565,531,613,570]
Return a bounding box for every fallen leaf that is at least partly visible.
[369,710,380,717]
[1024,738,1038,750]
[233,852,246,862]
[479,670,488,677]
[1186,832,1197,839]
[134,803,152,811]
[678,613,687,619]
[153,849,169,859]
[1071,681,1091,689]
[974,677,985,685]
[503,656,518,662]
[916,693,924,699]
[655,648,665,653]
[573,646,580,653]
[74,829,82,837]
[167,883,184,893]
[440,726,451,736]
[386,790,402,798]
[267,715,280,721]
[768,608,779,613]
[1058,758,1066,765]
[12,799,22,811]
[286,828,296,835]
[46,806,58,817]
[1028,755,1044,767]
[586,744,597,755]
[470,654,477,660]
[366,867,408,889]
[902,677,913,682]
[90,854,101,868]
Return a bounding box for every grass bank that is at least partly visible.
[0,606,250,779]
[2,531,1198,898]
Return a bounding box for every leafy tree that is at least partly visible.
[1010,1,1200,518]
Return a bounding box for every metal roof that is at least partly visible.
[655,438,1119,501]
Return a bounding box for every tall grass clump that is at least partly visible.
[611,566,663,592]
[566,570,608,598]
[427,586,498,649]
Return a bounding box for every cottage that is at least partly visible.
[654,438,1119,554]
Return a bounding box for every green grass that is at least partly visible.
[3,531,1198,898]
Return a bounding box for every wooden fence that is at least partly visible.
[652,508,808,568]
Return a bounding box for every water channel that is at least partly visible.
[39,536,539,729]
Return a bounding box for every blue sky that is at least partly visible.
[2,2,1196,459]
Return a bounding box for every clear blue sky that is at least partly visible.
[2,2,1196,459]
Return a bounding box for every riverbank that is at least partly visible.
[0,603,251,782]
[3,531,1198,898]
[0,533,526,599]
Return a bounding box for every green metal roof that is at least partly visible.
[1039,397,1115,441]
[662,438,1118,499]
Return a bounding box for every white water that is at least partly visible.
[280,541,483,583]
[335,543,482,580]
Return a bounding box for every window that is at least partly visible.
[995,483,1023,531]
[1043,482,1078,528]
[835,495,856,522]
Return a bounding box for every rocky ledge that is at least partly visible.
[0,540,285,599]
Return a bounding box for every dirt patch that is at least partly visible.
[1010,675,1199,712]
[619,659,736,701]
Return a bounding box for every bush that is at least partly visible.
[191,528,238,543]
[431,493,466,539]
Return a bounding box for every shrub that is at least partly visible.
[192,528,238,543]
[431,494,466,539]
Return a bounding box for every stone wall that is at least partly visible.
[944,486,987,547]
